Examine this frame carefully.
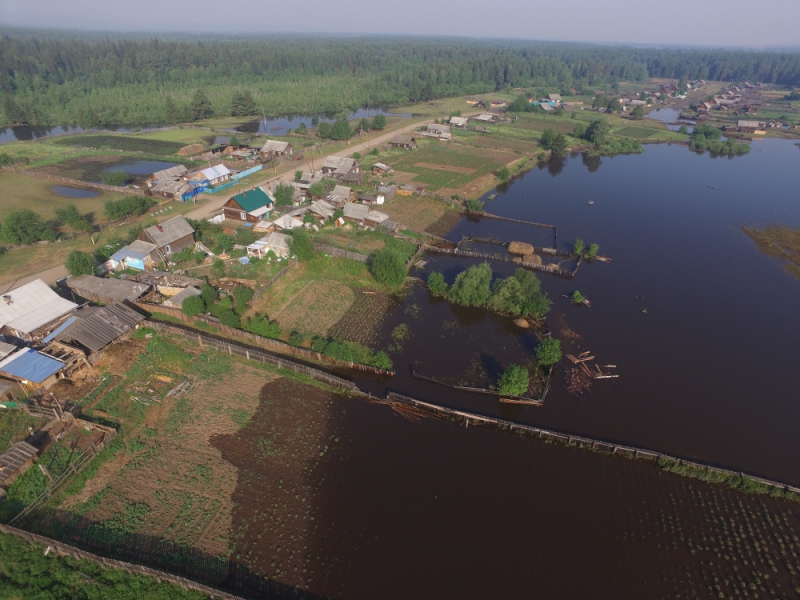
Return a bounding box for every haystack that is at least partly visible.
[178,143,205,156]
[522,254,542,266]
[513,318,530,328]
[508,241,534,255]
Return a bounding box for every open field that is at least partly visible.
[272,280,356,337]
[381,193,462,234]
[0,170,125,224]
[614,126,661,139]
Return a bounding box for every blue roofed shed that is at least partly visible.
[0,348,64,386]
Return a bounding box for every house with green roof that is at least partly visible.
[222,186,275,223]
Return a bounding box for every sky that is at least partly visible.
[1,0,799,48]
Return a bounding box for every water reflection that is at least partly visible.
[237,109,411,136]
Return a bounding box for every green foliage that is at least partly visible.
[274,183,295,206]
[370,248,407,286]
[309,182,325,198]
[243,314,282,339]
[211,258,226,279]
[353,151,362,159]
[448,262,493,307]
[690,125,750,155]
[786,89,800,101]
[219,309,241,328]
[289,330,305,346]
[631,104,645,119]
[100,170,128,186]
[549,132,568,155]
[464,199,484,212]
[181,295,205,317]
[231,90,257,116]
[369,147,379,156]
[573,123,586,138]
[572,238,584,255]
[294,170,303,182]
[540,128,557,147]
[371,114,387,130]
[103,196,155,220]
[232,286,254,314]
[693,124,723,141]
[65,250,96,276]
[571,290,586,304]
[200,283,217,307]
[536,337,562,366]
[498,364,530,396]
[0,209,56,245]
[321,338,392,369]
[497,166,512,181]
[330,118,352,140]
[289,228,315,261]
[586,243,599,258]
[585,119,611,145]
[317,121,332,138]
[426,272,448,296]
[55,204,92,232]
[191,89,213,120]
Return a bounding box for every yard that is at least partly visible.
[381,193,463,235]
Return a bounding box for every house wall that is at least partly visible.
[223,207,258,223]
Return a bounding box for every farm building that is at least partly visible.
[449,116,468,128]
[54,303,145,354]
[107,240,158,272]
[149,178,190,201]
[365,210,390,228]
[390,134,417,149]
[358,193,385,205]
[223,186,274,223]
[396,184,415,197]
[260,140,294,157]
[0,348,66,391]
[65,276,150,304]
[191,164,231,187]
[247,232,291,259]
[152,165,188,181]
[325,185,352,207]
[163,286,202,309]
[544,93,562,103]
[0,279,78,342]
[0,441,39,489]
[377,184,397,200]
[420,124,451,140]
[736,120,765,134]
[342,202,370,224]
[271,214,303,232]
[321,156,361,179]
[139,216,196,257]
[371,162,393,175]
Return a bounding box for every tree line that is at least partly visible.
[2,34,800,127]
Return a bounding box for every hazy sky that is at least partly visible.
[1,0,799,48]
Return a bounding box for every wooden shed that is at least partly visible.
[66,276,150,304]
[0,441,38,488]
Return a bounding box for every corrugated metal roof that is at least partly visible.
[43,316,78,343]
[0,441,38,484]
[0,348,64,383]
[141,216,195,248]
[230,187,273,213]
[0,341,17,360]
[322,156,357,174]
[201,164,232,180]
[109,240,155,263]
[56,302,145,353]
[153,165,188,180]
[0,279,78,334]
[66,276,150,303]
[343,202,369,220]
[260,140,291,153]
[273,215,303,230]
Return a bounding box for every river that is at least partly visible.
[354,138,800,486]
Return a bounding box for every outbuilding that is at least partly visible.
[107,240,158,272]
[0,279,78,342]
[65,275,150,304]
[342,202,370,224]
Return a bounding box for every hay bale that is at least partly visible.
[513,318,530,329]
[522,254,542,266]
[508,241,534,255]
[178,143,205,156]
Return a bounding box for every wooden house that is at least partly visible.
[151,165,188,182]
[223,186,274,223]
[259,140,294,158]
[65,275,150,304]
[325,185,352,207]
[390,134,417,149]
[0,348,66,392]
[0,279,78,343]
[342,202,369,225]
[364,210,390,228]
[54,303,145,354]
[191,164,231,187]
[449,116,468,128]
[139,216,196,258]
[321,156,361,180]
[736,120,763,134]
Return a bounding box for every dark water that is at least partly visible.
[103,160,180,180]
[236,109,411,136]
[355,139,800,486]
[50,185,100,198]
[647,106,696,131]
[0,124,163,144]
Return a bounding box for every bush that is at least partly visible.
[370,248,407,286]
[233,286,254,314]
[243,314,282,339]
[497,166,511,181]
[289,330,305,346]
[448,262,493,306]
[274,183,295,206]
[498,364,530,396]
[572,238,584,255]
[65,250,96,276]
[289,228,315,261]
[219,310,241,328]
[219,295,233,310]
[55,204,92,233]
[103,197,155,220]
[100,170,127,186]
[536,337,562,366]
[200,283,217,306]
[312,337,329,352]
[465,199,484,212]
[371,114,387,130]
[426,272,448,296]
[182,295,205,317]
[309,182,325,198]
[211,259,226,279]
[0,209,56,245]
[586,243,599,258]
[571,290,586,304]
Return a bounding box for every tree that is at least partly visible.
[572,238,584,255]
[571,290,586,304]
[497,166,511,181]
[448,262,493,306]
[294,170,303,182]
[100,171,127,186]
[318,121,332,138]
[182,295,206,317]
[631,104,645,119]
[536,337,562,367]
[211,259,226,279]
[372,114,387,130]
[3,94,23,124]
[585,120,610,146]
[488,276,526,316]
[104,197,155,219]
[607,98,621,113]
[426,272,448,296]
[540,128,557,148]
[229,134,240,147]
[358,117,371,134]
[330,118,351,140]
[678,124,688,135]
[498,364,529,397]
[274,183,295,206]
[0,209,55,245]
[65,250,96,276]
[586,243,599,258]
[289,228,315,261]
[219,310,241,328]
[231,90,257,116]
[233,286,253,315]
[370,249,406,286]
[164,96,181,124]
[191,90,213,120]
[549,133,568,156]
[465,199,484,212]
[200,283,217,307]
[55,204,91,233]
[309,182,325,198]
[573,123,586,139]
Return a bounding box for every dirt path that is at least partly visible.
[1,263,68,292]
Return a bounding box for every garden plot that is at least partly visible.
[272,280,356,337]
[382,194,462,234]
[329,292,396,346]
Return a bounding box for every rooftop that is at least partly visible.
[322,156,358,174]
[230,186,274,213]
[66,275,150,302]
[260,140,291,153]
[56,302,145,353]
[0,279,78,335]
[343,202,369,220]
[141,215,195,248]
[200,164,232,180]
[0,348,64,384]
[152,165,188,180]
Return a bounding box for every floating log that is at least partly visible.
[593,374,620,379]
[575,356,595,363]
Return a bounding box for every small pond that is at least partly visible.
[50,185,101,199]
[102,160,181,182]
[236,108,412,136]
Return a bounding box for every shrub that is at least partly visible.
[211,259,226,279]
[426,272,448,296]
[219,310,240,328]
[182,295,205,317]
[289,330,305,346]
[448,262,492,306]
[498,364,529,396]
[233,286,254,314]
[55,204,92,233]
[536,337,562,366]
[312,337,329,352]
[289,228,315,261]
[274,183,295,206]
[65,250,96,276]
[571,290,586,304]
[497,166,511,181]
[465,199,484,212]
[200,283,217,307]
[586,243,599,258]
[219,295,233,310]
[0,209,56,245]
[371,351,393,370]
[371,114,387,130]
[353,152,362,159]
[370,248,407,286]
[572,238,584,255]
[243,314,282,339]
[104,197,155,220]
[309,182,325,198]
[100,170,127,186]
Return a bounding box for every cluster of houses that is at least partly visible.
[696,83,764,117]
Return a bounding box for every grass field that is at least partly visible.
[53,135,186,156]
[381,193,462,234]
[614,126,660,139]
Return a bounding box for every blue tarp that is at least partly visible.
[43,316,78,343]
[0,349,64,383]
[109,247,149,262]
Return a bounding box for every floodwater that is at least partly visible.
[647,106,696,131]
[102,160,180,181]
[0,124,163,144]
[50,185,100,198]
[236,109,412,136]
[355,138,800,486]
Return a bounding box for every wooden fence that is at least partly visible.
[313,243,371,263]
[253,260,298,300]
[0,166,146,195]
[144,319,394,377]
[423,244,578,278]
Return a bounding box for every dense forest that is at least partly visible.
[1,32,799,127]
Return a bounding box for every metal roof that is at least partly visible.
[0,341,17,360]
[66,276,150,303]
[366,210,389,224]
[260,140,291,153]
[42,316,78,343]
[141,216,195,248]
[0,279,78,334]
[201,164,231,180]
[56,302,145,353]
[343,202,369,220]
[230,187,274,213]
[273,215,303,230]
[0,348,64,383]
[165,286,202,307]
[152,165,188,180]
[109,240,157,263]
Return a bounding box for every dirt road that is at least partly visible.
[1,263,69,293]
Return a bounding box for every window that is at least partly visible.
[240,212,247,220]
[165,244,171,254]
